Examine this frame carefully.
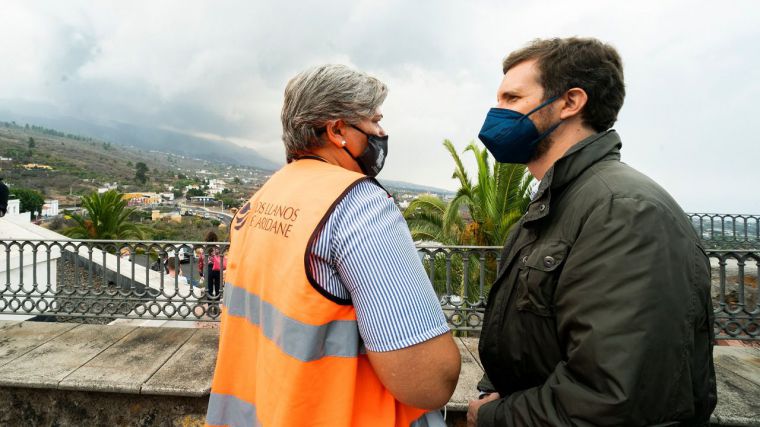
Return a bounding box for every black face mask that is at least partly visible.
[344,125,388,177]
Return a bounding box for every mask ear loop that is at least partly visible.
[525,96,559,117]
[525,95,563,147]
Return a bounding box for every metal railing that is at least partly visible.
[1,238,758,340]
[688,213,760,249]
[0,239,228,323]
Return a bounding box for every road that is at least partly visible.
[177,202,233,226]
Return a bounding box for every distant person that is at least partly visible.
[194,247,205,281]
[200,231,222,298]
[166,256,188,286]
[467,37,716,426]
[0,177,8,217]
[150,252,169,274]
[119,247,132,270]
[206,64,460,427]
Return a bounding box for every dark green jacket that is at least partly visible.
[477,130,717,426]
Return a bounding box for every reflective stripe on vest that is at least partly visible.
[223,282,363,361]
[206,160,427,427]
[207,393,261,427]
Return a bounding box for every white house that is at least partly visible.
[4,199,25,220]
[207,179,226,195]
[97,182,119,193]
[42,199,59,217]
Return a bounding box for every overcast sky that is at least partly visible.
[1,1,758,213]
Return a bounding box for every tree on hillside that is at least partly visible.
[28,137,35,149]
[217,195,242,209]
[134,162,149,185]
[9,188,45,214]
[63,190,145,239]
[186,188,206,199]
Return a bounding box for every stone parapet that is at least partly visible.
[0,320,757,426]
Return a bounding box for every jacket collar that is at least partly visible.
[520,130,621,225]
[532,130,622,201]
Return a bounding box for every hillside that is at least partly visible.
[0,122,265,204]
[0,120,452,207]
[0,107,280,171]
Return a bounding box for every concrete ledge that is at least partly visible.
[448,337,483,412]
[0,320,758,426]
[713,346,760,426]
[0,320,217,397]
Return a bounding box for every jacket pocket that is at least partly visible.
[516,241,569,317]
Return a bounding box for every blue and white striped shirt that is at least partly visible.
[308,180,449,352]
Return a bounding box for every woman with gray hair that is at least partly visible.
[207,64,460,427]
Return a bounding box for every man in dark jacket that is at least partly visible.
[467,38,716,426]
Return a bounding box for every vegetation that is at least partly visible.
[9,188,45,214]
[139,217,228,242]
[404,140,533,246]
[134,162,149,184]
[216,195,243,209]
[403,139,534,300]
[186,188,206,199]
[63,190,145,239]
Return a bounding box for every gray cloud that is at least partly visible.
[0,0,758,212]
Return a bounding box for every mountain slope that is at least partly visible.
[0,107,280,171]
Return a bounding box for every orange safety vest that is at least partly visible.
[206,159,428,427]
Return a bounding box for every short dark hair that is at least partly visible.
[503,37,625,133]
[204,231,218,242]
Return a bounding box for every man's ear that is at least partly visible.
[324,120,347,148]
[559,87,588,120]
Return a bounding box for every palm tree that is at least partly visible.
[404,139,533,247]
[63,190,145,240]
[404,195,463,245]
[404,140,534,303]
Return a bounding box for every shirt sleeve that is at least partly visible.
[309,180,449,352]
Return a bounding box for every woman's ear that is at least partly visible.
[325,120,347,148]
[559,87,588,120]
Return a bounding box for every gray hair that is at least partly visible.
[281,64,388,160]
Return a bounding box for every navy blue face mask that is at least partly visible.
[477,97,561,164]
